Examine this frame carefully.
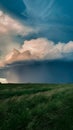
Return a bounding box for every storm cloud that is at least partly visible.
[1,38,73,67]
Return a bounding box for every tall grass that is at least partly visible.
[0,84,73,130]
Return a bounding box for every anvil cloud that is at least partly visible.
[0,10,38,59]
[0,10,35,35]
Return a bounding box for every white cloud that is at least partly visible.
[0,78,8,83]
[1,38,73,67]
[0,10,34,35]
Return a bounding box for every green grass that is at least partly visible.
[0,84,73,130]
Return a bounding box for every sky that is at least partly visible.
[0,0,73,83]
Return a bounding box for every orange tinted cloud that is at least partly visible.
[1,38,73,67]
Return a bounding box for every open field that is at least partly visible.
[0,84,73,130]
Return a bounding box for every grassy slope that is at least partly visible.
[0,84,73,130]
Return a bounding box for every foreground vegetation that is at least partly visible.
[0,84,73,130]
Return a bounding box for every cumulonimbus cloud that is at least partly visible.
[0,38,73,67]
[20,38,73,60]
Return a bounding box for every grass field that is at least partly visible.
[0,84,73,130]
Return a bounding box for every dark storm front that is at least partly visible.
[1,61,73,83]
